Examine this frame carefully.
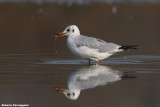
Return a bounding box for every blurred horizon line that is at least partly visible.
[0,0,160,5]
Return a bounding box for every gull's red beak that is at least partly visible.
[55,87,66,93]
[54,32,66,40]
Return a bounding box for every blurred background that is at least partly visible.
[0,0,160,57]
[0,1,160,107]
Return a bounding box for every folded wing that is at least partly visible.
[75,35,121,53]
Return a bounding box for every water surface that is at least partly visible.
[0,2,160,107]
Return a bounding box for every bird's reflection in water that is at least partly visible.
[55,65,133,100]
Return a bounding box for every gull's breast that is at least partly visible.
[67,37,92,58]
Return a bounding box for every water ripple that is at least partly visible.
[42,55,160,65]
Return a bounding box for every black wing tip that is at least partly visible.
[119,45,138,50]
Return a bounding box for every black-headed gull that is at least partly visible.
[55,65,122,100]
[55,25,137,64]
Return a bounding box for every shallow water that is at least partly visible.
[0,2,160,107]
[0,51,160,107]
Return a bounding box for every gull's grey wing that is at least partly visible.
[75,73,121,90]
[68,65,121,91]
[75,35,121,53]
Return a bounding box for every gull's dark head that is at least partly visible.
[54,25,80,40]
[63,89,80,100]
[55,87,80,100]
[63,25,80,37]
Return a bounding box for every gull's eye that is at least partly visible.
[67,29,70,32]
[67,93,70,96]
[72,29,74,32]
[73,93,75,96]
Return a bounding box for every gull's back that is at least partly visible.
[75,35,121,53]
